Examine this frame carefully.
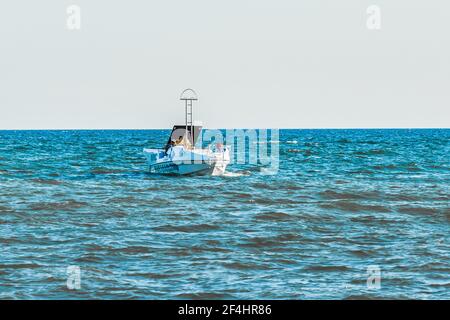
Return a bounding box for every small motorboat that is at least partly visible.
[143,89,230,176]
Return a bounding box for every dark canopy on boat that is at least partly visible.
[165,125,202,149]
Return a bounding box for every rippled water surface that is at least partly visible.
[0,129,449,299]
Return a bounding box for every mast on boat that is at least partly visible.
[180,89,198,148]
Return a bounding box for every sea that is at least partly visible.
[0,129,449,299]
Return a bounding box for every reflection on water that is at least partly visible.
[0,129,449,299]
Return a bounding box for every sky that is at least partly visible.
[0,0,449,129]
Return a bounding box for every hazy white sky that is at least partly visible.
[0,0,449,129]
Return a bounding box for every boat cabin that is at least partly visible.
[165,125,202,150]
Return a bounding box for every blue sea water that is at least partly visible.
[0,129,449,299]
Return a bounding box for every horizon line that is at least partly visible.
[0,127,449,131]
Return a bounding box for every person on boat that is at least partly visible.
[174,136,183,145]
[164,139,175,153]
[181,135,193,149]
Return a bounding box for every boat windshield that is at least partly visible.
[165,125,202,150]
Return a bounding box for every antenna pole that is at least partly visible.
[190,100,193,146]
[185,99,188,141]
[180,89,198,149]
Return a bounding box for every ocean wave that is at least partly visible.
[427,281,450,288]
[251,182,280,190]
[250,197,297,205]
[319,190,381,201]
[221,171,250,177]
[371,164,397,170]
[409,262,450,273]
[223,191,252,199]
[176,292,233,299]
[254,212,295,221]
[31,179,62,185]
[385,193,421,201]
[397,206,439,216]
[349,215,399,225]
[27,200,88,211]
[0,263,42,269]
[354,149,387,156]
[90,168,126,175]
[304,265,351,272]
[0,237,27,244]
[319,201,391,213]
[223,262,271,270]
[109,196,138,204]
[348,249,378,257]
[110,246,152,255]
[75,254,102,263]
[238,236,287,248]
[153,224,220,233]
[126,272,180,279]
[343,294,390,300]
[0,205,12,212]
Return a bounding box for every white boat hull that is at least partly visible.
[144,145,230,176]
[149,161,214,175]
